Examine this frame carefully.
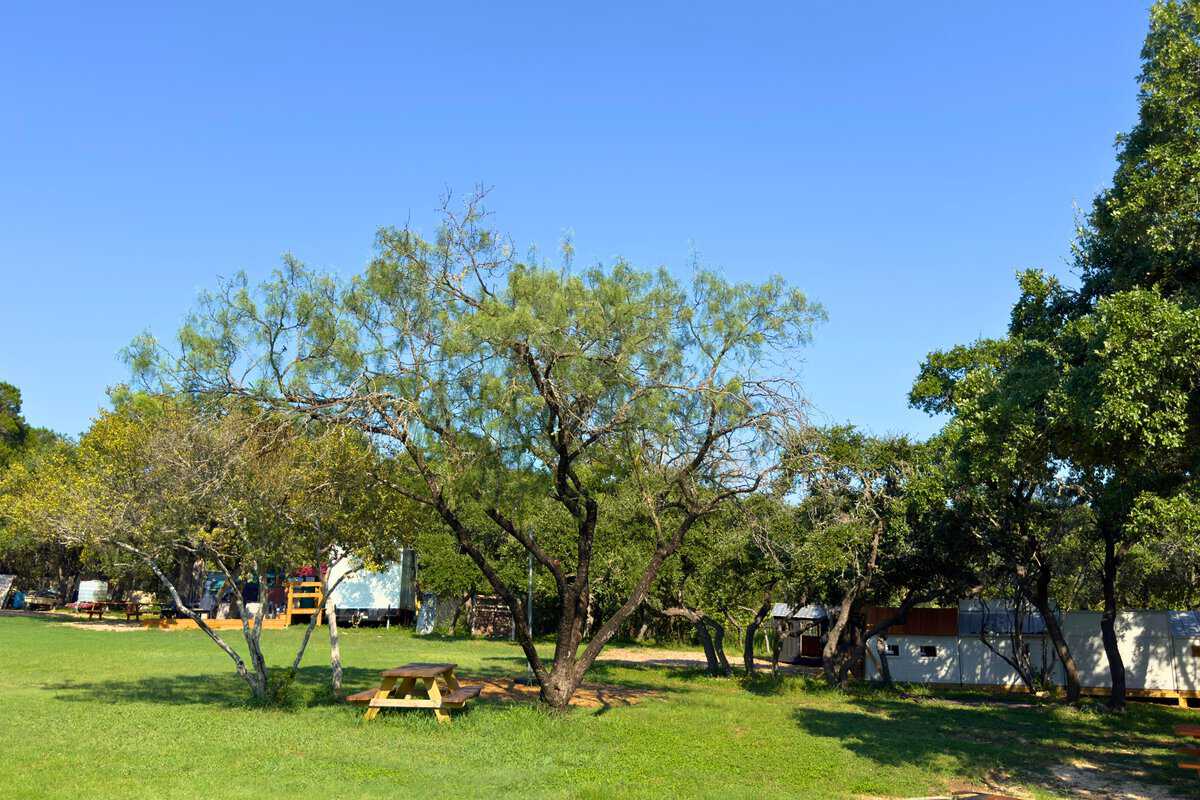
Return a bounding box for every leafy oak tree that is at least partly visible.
[911,333,1087,701]
[130,192,824,708]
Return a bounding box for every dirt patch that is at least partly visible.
[62,620,149,632]
[1042,758,1187,800]
[0,610,148,631]
[468,676,657,709]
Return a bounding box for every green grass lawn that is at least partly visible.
[0,614,1193,799]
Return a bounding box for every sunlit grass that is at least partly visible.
[0,615,1191,799]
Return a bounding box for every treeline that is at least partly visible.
[2,0,1198,713]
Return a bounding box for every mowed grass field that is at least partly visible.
[0,614,1193,799]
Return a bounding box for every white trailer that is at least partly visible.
[326,548,416,625]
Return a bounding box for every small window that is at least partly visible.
[918,645,938,658]
[885,643,900,657]
[1191,644,1200,658]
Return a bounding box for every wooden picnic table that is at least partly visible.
[73,600,149,621]
[349,662,481,723]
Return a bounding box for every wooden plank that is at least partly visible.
[442,686,482,704]
[381,662,457,679]
[367,698,442,709]
[1176,724,1200,738]
[362,676,396,722]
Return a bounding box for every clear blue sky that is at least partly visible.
[0,2,1149,439]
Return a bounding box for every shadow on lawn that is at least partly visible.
[790,689,1190,797]
[45,658,674,715]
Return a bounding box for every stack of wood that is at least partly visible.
[470,595,514,639]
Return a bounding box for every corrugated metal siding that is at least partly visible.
[958,610,1048,636]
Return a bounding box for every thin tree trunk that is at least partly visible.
[115,542,265,699]
[1100,532,1126,711]
[874,636,893,685]
[327,599,343,695]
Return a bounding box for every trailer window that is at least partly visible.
[918,645,938,658]
[1192,644,1200,658]
[885,643,899,657]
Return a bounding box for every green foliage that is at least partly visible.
[0,381,29,469]
[1077,0,1200,304]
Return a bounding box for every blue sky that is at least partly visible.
[0,2,1149,438]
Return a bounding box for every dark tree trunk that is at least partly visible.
[823,593,856,686]
[743,598,773,677]
[1100,532,1126,711]
[707,618,732,676]
[1027,564,1081,702]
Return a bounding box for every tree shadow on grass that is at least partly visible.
[44,657,672,719]
[790,689,1192,798]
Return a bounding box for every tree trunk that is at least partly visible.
[743,599,773,677]
[823,593,856,686]
[874,636,893,685]
[1027,565,1081,702]
[1100,532,1126,711]
[663,606,726,676]
[707,618,732,676]
[327,599,343,695]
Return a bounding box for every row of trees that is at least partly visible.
[2,0,1197,714]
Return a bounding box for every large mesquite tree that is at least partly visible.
[132,194,823,708]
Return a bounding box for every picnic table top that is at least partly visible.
[381,662,458,679]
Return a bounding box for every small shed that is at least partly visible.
[772,604,829,663]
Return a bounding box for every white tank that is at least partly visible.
[77,580,108,603]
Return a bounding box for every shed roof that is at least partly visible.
[771,603,828,620]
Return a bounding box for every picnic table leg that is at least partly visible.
[362,676,398,722]
[423,677,450,724]
[443,671,462,692]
